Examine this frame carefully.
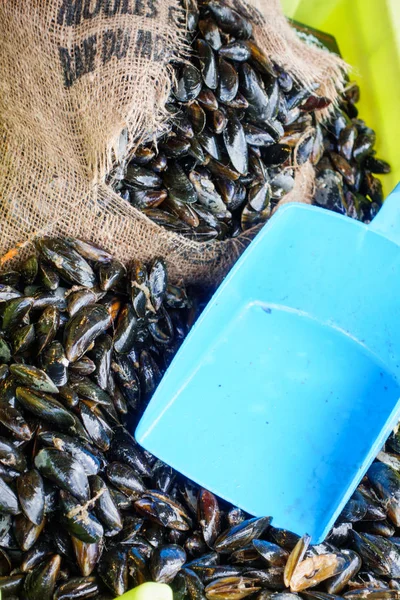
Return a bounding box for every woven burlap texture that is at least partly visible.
[0,0,347,285]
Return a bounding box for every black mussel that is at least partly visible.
[36,306,60,354]
[0,435,26,473]
[196,38,218,90]
[42,341,69,387]
[16,387,75,431]
[187,101,207,135]
[2,296,33,333]
[79,400,112,451]
[90,474,123,536]
[64,304,111,362]
[36,238,96,288]
[66,237,113,263]
[198,489,221,548]
[163,162,198,204]
[98,546,128,596]
[20,256,38,285]
[60,490,103,543]
[38,431,101,476]
[218,57,239,103]
[54,576,98,600]
[223,115,248,175]
[106,461,146,498]
[71,536,104,577]
[108,427,152,477]
[205,575,260,599]
[23,554,61,600]
[150,544,186,584]
[0,404,31,441]
[215,517,271,553]
[208,0,252,39]
[368,462,400,526]
[13,512,46,551]
[175,65,202,102]
[34,447,89,503]
[0,477,20,515]
[111,354,141,410]
[125,165,162,189]
[16,469,45,526]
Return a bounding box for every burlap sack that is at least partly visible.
[0,0,347,285]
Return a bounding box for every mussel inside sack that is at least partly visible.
[111,0,390,241]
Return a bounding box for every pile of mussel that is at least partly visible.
[114,0,390,240]
[1,238,400,599]
[114,0,331,240]
[313,81,390,221]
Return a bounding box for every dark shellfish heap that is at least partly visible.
[1,237,400,600]
[114,0,331,241]
[313,81,390,221]
[114,0,390,241]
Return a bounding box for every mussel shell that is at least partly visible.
[261,144,291,167]
[79,401,112,451]
[0,477,20,515]
[38,263,60,291]
[34,447,89,503]
[2,296,33,332]
[67,289,98,318]
[0,405,31,441]
[223,115,248,175]
[111,354,141,410]
[16,387,75,431]
[108,427,152,477]
[198,489,221,548]
[13,512,46,552]
[0,574,25,596]
[36,306,60,354]
[66,238,113,264]
[106,461,146,498]
[0,284,22,303]
[23,554,61,600]
[187,101,207,135]
[71,537,104,578]
[64,304,112,363]
[10,363,59,394]
[38,431,101,476]
[0,436,27,472]
[17,469,45,526]
[215,517,271,553]
[204,575,260,598]
[368,462,400,527]
[196,38,218,90]
[150,544,187,584]
[175,65,202,102]
[218,57,239,103]
[163,162,198,205]
[54,576,98,600]
[208,1,252,39]
[60,490,103,543]
[198,18,222,51]
[98,546,128,596]
[90,474,123,535]
[125,165,162,189]
[90,334,112,390]
[36,238,96,288]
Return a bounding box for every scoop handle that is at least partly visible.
[369,182,400,244]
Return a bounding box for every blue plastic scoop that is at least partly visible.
[135,185,400,543]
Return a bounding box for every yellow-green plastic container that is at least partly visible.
[282,0,400,195]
